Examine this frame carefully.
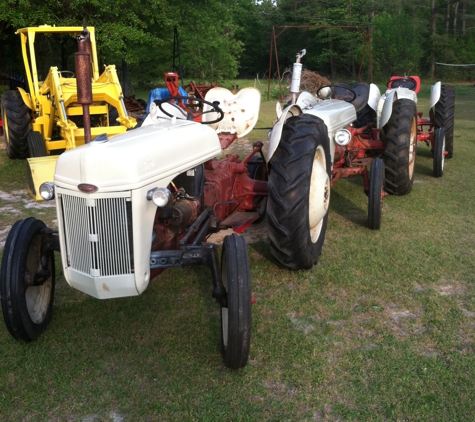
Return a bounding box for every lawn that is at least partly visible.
[0,82,474,421]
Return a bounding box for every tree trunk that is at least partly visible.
[431,0,436,79]
[329,30,336,79]
[446,2,450,34]
[462,2,466,35]
[453,1,459,37]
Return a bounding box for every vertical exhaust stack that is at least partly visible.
[291,49,306,105]
[75,23,93,144]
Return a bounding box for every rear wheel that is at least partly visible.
[220,234,252,369]
[1,90,31,159]
[368,158,383,230]
[27,131,48,157]
[433,128,445,178]
[0,218,55,342]
[383,99,417,196]
[431,85,455,158]
[267,114,331,270]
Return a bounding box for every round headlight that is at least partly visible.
[334,129,352,146]
[318,86,332,99]
[147,187,172,207]
[39,182,55,200]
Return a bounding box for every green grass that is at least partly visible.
[1,83,475,421]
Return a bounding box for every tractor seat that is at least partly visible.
[387,76,421,94]
[350,82,371,114]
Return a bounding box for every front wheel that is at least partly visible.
[433,128,445,178]
[368,158,383,230]
[267,114,331,270]
[220,234,252,369]
[0,218,55,342]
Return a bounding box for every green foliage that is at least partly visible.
[1,0,475,92]
[372,11,425,78]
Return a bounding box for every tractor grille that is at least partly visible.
[60,193,134,277]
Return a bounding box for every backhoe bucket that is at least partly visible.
[27,156,59,201]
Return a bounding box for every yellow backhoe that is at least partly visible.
[0,25,136,200]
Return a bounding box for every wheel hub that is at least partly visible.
[309,145,330,243]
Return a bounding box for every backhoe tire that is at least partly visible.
[431,85,455,158]
[27,131,48,158]
[383,99,417,196]
[267,114,331,271]
[1,90,31,159]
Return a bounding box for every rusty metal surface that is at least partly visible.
[75,25,93,143]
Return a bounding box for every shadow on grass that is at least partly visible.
[330,189,368,228]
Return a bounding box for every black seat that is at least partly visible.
[351,82,371,114]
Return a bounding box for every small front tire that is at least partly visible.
[0,218,55,342]
[433,128,445,178]
[220,234,252,369]
[368,158,383,230]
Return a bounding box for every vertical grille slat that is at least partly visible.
[60,194,133,276]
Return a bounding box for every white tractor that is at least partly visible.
[378,75,455,180]
[0,50,382,368]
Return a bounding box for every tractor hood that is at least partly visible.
[303,99,356,133]
[54,120,221,192]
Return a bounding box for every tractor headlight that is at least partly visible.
[147,187,172,207]
[334,129,351,146]
[39,182,55,200]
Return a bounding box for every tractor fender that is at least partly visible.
[378,90,397,128]
[378,85,418,128]
[430,81,442,110]
[17,87,33,110]
[368,83,381,112]
[296,91,319,109]
[268,98,356,164]
[267,104,302,162]
[393,87,418,104]
[203,87,261,138]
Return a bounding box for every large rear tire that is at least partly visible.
[383,99,417,196]
[0,218,55,342]
[267,114,331,270]
[1,90,31,159]
[431,85,455,158]
[220,234,252,369]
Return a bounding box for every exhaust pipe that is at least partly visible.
[75,23,93,144]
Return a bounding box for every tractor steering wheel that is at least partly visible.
[317,85,357,103]
[155,96,224,124]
